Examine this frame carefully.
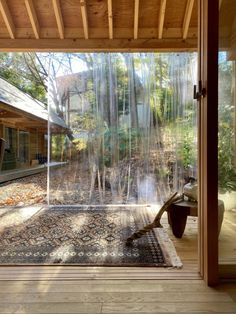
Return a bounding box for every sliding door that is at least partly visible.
[218,0,236,278]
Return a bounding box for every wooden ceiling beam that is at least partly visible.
[107,0,113,39]
[183,0,195,40]
[158,0,167,39]
[24,0,40,39]
[0,0,15,39]
[134,0,139,39]
[0,38,197,52]
[52,0,64,39]
[80,0,89,39]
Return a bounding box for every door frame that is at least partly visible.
[198,0,219,285]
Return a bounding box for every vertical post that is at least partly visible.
[199,0,219,285]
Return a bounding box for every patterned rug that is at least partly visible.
[0,206,182,266]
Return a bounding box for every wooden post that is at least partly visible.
[199,0,219,286]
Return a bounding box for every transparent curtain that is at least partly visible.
[48,53,197,207]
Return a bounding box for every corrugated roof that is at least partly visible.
[0,77,67,129]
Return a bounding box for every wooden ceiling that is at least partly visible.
[0,0,198,51]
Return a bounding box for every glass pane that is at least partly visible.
[219,1,236,264]
[48,53,197,206]
[19,131,29,166]
[2,127,17,170]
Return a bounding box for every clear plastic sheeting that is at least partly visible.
[48,53,197,206]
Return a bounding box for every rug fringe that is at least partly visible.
[153,228,183,269]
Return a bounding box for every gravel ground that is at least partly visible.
[0,172,47,207]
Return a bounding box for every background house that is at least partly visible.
[0,77,68,172]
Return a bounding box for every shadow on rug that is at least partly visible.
[0,206,182,267]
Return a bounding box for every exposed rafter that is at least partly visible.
[52,0,64,39]
[158,0,167,39]
[107,0,113,39]
[0,0,15,39]
[24,0,40,39]
[183,0,194,40]
[134,0,139,39]
[80,0,89,39]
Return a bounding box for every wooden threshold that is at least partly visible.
[0,266,200,281]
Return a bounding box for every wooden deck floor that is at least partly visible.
[0,207,236,313]
[0,279,236,313]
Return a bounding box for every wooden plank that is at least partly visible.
[183,0,195,39]
[134,0,139,39]
[24,0,40,39]
[219,0,223,10]
[0,282,218,294]
[52,0,64,39]
[199,0,219,286]
[0,38,197,52]
[0,291,232,303]
[80,0,89,39]
[102,302,236,313]
[0,303,101,314]
[0,111,21,118]
[0,0,15,39]
[158,0,167,39]
[107,0,113,39]
[0,280,235,314]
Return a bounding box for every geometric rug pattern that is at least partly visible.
[0,207,173,266]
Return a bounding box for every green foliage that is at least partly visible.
[51,134,67,161]
[179,132,196,170]
[174,124,197,170]
[0,52,47,103]
[72,138,87,152]
[218,59,236,193]
[102,128,140,167]
[73,112,98,132]
[218,122,236,192]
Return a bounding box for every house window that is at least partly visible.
[5,127,17,153]
[19,131,29,164]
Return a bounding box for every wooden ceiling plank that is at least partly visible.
[0,0,15,39]
[134,0,139,39]
[80,0,89,39]
[24,0,40,39]
[158,0,167,39]
[52,0,64,39]
[183,0,195,40]
[107,0,113,39]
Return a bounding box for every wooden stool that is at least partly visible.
[167,200,197,238]
[168,199,224,238]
